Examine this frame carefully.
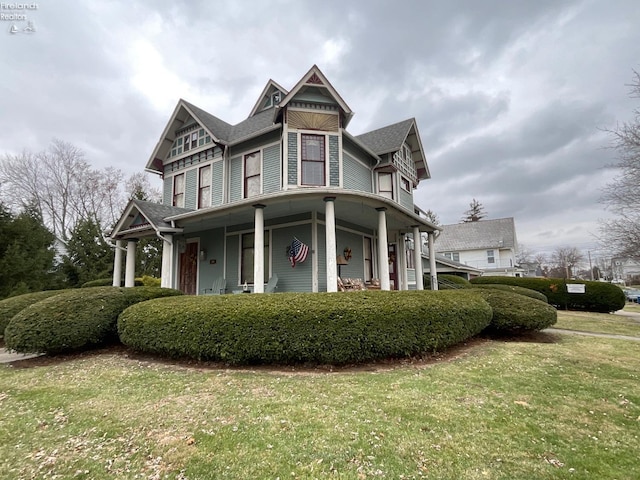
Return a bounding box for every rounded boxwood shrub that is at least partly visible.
[81,278,145,288]
[4,287,183,354]
[473,289,557,333]
[423,274,471,289]
[471,284,548,303]
[471,277,625,312]
[0,290,67,338]
[118,290,493,365]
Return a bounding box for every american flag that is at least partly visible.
[289,237,309,268]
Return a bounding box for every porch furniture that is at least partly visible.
[203,277,226,295]
[265,274,279,293]
[338,277,365,291]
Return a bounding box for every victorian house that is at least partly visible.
[109,65,440,293]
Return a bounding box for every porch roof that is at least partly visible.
[165,189,441,235]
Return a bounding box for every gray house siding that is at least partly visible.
[184,168,198,210]
[229,130,280,158]
[229,156,242,202]
[225,234,240,288]
[198,227,226,293]
[343,152,373,193]
[336,230,365,280]
[287,132,298,185]
[399,187,413,211]
[272,225,313,292]
[263,144,281,194]
[163,177,172,206]
[212,160,224,206]
[329,135,339,187]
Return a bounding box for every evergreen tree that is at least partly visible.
[0,203,56,298]
[61,218,113,287]
[461,198,487,223]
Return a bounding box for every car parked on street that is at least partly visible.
[622,288,640,303]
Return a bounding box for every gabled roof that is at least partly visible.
[145,100,233,173]
[110,199,190,239]
[435,218,518,252]
[145,99,280,173]
[277,64,354,127]
[248,79,289,117]
[356,118,430,180]
[356,118,415,154]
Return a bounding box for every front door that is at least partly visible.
[388,243,398,290]
[179,241,198,295]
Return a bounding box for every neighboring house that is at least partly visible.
[435,217,524,277]
[519,261,544,278]
[612,257,640,283]
[109,65,440,294]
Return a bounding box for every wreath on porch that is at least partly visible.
[343,247,352,261]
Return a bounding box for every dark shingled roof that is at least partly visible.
[182,100,233,143]
[355,118,415,155]
[435,218,517,252]
[132,199,192,230]
[183,100,278,145]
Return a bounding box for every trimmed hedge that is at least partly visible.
[4,287,183,354]
[0,290,66,338]
[471,284,548,303]
[81,278,144,288]
[471,277,625,313]
[473,289,558,333]
[438,274,472,288]
[118,290,493,365]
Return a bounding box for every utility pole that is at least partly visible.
[588,251,593,280]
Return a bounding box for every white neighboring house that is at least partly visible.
[435,217,524,277]
[612,257,640,283]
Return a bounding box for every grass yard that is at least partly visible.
[553,307,640,337]
[1,330,639,480]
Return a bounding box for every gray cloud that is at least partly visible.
[0,0,638,256]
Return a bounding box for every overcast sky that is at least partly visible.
[1,0,638,258]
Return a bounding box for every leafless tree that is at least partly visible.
[600,70,640,258]
[516,243,533,264]
[551,246,585,279]
[0,139,127,240]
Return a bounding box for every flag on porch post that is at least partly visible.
[288,237,309,268]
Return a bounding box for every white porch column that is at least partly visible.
[399,234,408,290]
[413,227,424,290]
[253,204,265,293]
[112,239,124,287]
[325,197,338,292]
[377,208,390,291]
[428,231,438,290]
[160,234,174,289]
[125,240,137,288]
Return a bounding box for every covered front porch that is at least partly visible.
[110,190,440,294]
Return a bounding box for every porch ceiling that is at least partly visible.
[167,189,440,235]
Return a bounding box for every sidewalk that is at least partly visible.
[545,328,640,342]
[0,348,42,364]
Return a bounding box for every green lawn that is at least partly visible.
[553,307,640,337]
[1,330,639,479]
